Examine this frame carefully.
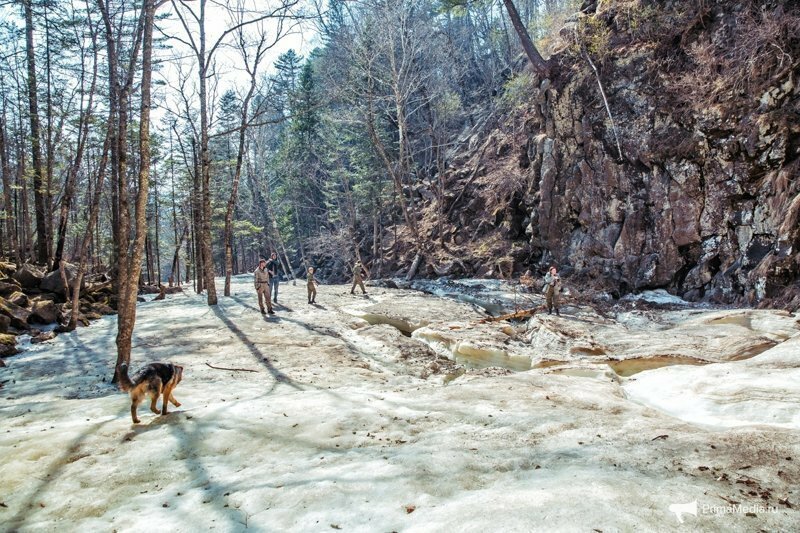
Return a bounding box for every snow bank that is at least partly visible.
[624,334,800,429]
[413,322,534,371]
[1,275,798,531]
[622,289,689,306]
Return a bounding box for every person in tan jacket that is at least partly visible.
[307,267,318,304]
[254,258,274,314]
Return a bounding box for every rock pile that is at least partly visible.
[0,262,116,361]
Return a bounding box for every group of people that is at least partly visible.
[255,253,563,315]
[253,254,370,312]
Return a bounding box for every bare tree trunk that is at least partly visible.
[58,260,70,303]
[169,129,180,285]
[583,48,623,160]
[501,0,549,77]
[98,0,145,311]
[195,1,218,305]
[18,145,31,262]
[53,41,98,270]
[372,205,382,278]
[406,252,423,282]
[0,106,20,265]
[44,5,55,260]
[170,226,188,283]
[68,113,111,331]
[114,0,156,379]
[23,0,49,265]
[191,137,205,294]
[293,205,308,270]
[224,36,264,296]
[153,165,161,284]
[365,79,419,243]
[145,234,154,285]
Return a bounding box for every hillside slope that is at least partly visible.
[384,0,800,307]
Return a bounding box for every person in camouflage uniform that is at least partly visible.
[254,259,274,314]
[543,265,562,315]
[307,267,318,304]
[351,261,367,295]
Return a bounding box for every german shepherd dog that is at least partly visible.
[118,363,183,423]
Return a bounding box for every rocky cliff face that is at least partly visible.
[411,0,800,307]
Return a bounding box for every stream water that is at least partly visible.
[401,277,528,316]
[388,277,715,377]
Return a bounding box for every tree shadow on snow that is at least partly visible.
[162,411,268,529]
[6,409,124,529]
[228,293,396,380]
[4,332,118,401]
[210,305,301,391]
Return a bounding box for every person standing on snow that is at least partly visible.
[254,258,274,315]
[307,266,319,304]
[543,265,562,315]
[266,252,281,304]
[351,260,367,295]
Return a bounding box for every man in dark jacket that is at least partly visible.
[266,252,281,303]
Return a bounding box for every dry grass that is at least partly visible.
[668,1,800,107]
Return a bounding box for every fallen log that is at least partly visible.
[478,308,538,323]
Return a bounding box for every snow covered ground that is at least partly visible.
[1,275,798,531]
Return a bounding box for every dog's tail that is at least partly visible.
[117,363,135,392]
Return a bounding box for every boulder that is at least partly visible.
[86,280,112,296]
[7,291,29,308]
[91,302,116,315]
[31,331,56,344]
[13,264,44,289]
[0,262,17,276]
[0,332,18,357]
[55,302,71,322]
[0,314,10,333]
[0,296,31,329]
[139,284,160,294]
[40,263,85,296]
[30,299,58,325]
[0,278,21,297]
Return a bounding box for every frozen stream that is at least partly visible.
[1,275,798,531]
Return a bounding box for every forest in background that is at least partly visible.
[0,0,577,291]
